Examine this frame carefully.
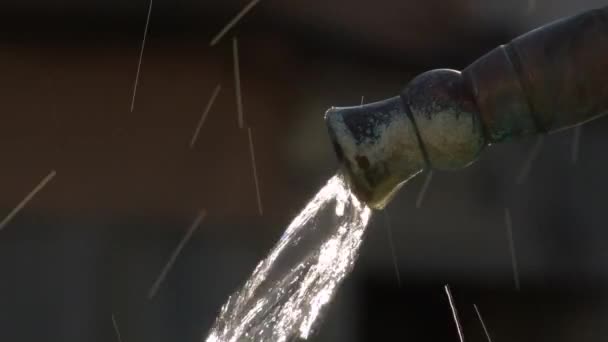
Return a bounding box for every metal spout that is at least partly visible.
[325,5,608,209]
[325,70,486,209]
[325,97,426,209]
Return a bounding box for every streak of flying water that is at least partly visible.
[205,173,372,342]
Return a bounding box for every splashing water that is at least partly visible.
[205,173,372,342]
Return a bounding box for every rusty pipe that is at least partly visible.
[325,6,608,209]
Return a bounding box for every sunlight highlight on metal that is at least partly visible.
[504,207,520,291]
[473,304,493,342]
[383,211,401,287]
[148,209,206,299]
[248,127,263,216]
[209,0,261,47]
[571,125,582,164]
[191,84,222,148]
[0,170,56,232]
[516,135,544,185]
[444,284,465,342]
[111,313,123,342]
[130,0,153,112]
[205,174,372,342]
[416,170,433,208]
[233,38,244,129]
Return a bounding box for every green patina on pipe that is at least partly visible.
[326,6,608,209]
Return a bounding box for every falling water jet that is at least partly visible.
[205,173,371,342]
[516,135,544,185]
[571,125,582,164]
[247,127,263,216]
[206,7,608,340]
[130,0,153,112]
[473,304,494,342]
[416,170,433,209]
[504,208,520,291]
[111,314,123,342]
[383,211,401,287]
[209,0,261,47]
[233,37,244,129]
[148,209,206,299]
[191,85,221,148]
[444,285,465,342]
[0,170,56,232]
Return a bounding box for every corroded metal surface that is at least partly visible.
[325,97,425,209]
[403,69,485,170]
[462,46,538,142]
[464,6,608,140]
[326,5,608,208]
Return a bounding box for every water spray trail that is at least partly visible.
[416,170,433,208]
[0,170,56,232]
[205,174,372,342]
[112,314,123,342]
[504,207,520,291]
[190,84,222,148]
[233,38,244,128]
[516,135,544,185]
[209,0,261,46]
[473,304,493,342]
[148,209,206,299]
[383,211,401,287]
[571,125,582,164]
[130,0,153,112]
[360,96,365,106]
[526,0,537,15]
[444,284,465,342]
[248,127,263,216]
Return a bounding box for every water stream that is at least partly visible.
[205,173,372,342]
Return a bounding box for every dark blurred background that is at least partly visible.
[1,0,608,341]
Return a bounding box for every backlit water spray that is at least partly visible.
[205,173,372,341]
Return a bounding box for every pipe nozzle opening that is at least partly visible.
[325,97,426,209]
